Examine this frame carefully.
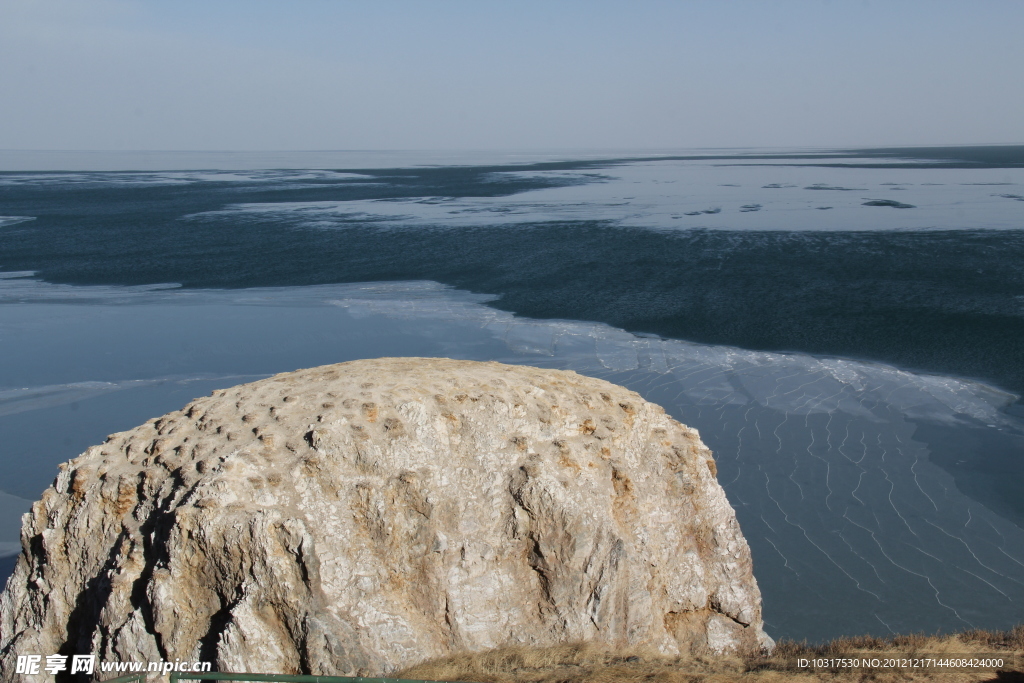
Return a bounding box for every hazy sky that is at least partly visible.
[2,0,1022,151]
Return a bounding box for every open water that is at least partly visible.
[1,146,1022,643]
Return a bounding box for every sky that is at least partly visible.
[1,0,1022,151]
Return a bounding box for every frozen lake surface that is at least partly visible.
[1,277,1021,642]
[2,146,1022,642]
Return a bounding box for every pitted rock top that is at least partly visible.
[0,358,771,680]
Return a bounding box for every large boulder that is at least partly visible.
[0,358,771,679]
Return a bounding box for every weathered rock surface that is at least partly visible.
[0,358,771,679]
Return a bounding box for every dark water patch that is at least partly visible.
[815,206,833,210]
[853,145,1024,168]
[762,183,796,188]
[805,184,866,191]
[701,208,721,214]
[608,145,1024,169]
[9,146,1024,177]
[739,204,762,212]
[862,199,916,208]
[910,418,1024,530]
[0,554,17,590]
[6,221,1024,396]
[0,163,605,210]
[683,211,702,216]
[994,193,1024,201]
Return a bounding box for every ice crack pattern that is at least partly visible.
[587,347,1024,641]
[0,275,1022,643]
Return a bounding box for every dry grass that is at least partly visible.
[394,626,1024,683]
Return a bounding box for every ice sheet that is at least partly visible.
[1,275,1022,641]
